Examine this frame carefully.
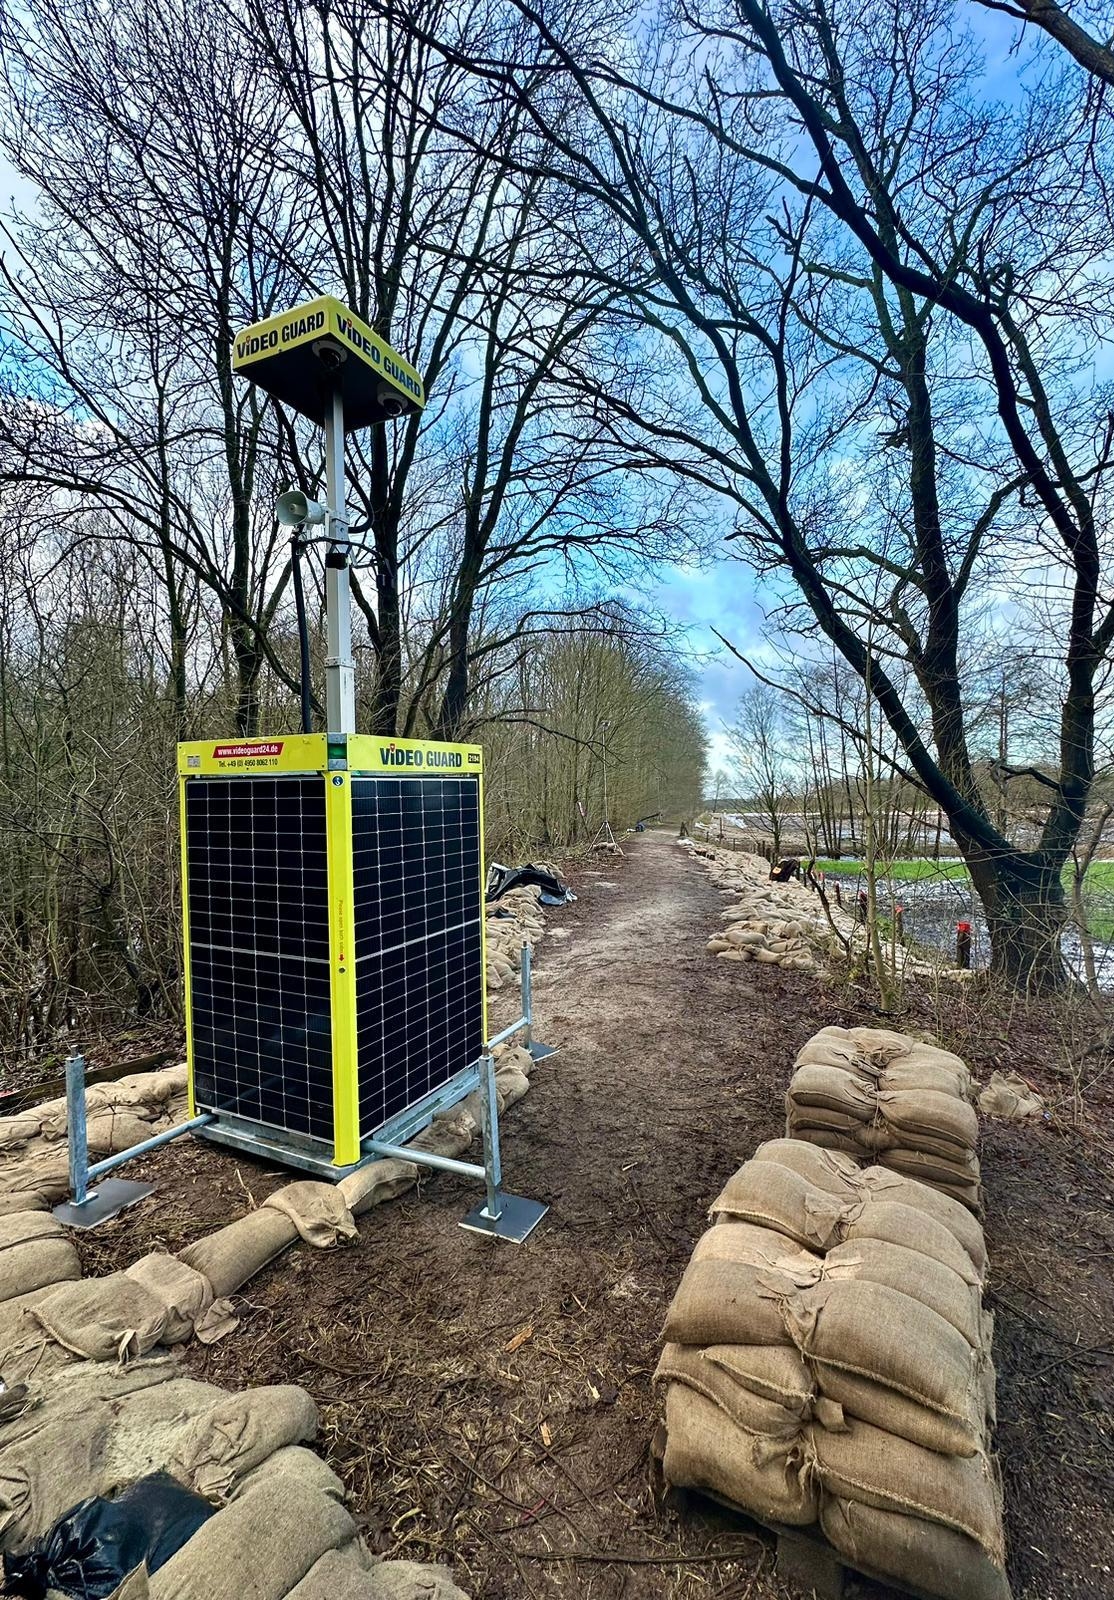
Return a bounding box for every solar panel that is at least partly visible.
[184,776,333,1141]
[179,735,486,1168]
[352,775,484,1133]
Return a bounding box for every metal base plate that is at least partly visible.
[459,1192,548,1243]
[528,1041,558,1063]
[53,1178,155,1229]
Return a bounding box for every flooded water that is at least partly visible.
[821,861,1114,986]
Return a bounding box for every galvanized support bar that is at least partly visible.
[486,1014,528,1050]
[65,1052,89,1206]
[86,1114,215,1185]
[480,1051,503,1220]
[521,942,533,1052]
[361,1141,487,1181]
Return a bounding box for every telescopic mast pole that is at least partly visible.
[323,386,356,734]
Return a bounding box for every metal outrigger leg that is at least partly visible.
[53,1053,213,1228]
[457,940,554,1240]
[459,1051,548,1243]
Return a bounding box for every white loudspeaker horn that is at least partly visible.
[275,490,327,526]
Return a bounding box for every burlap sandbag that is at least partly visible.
[101,1375,229,1485]
[882,1057,972,1100]
[709,1164,847,1252]
[0,1149,72,1207]
[287,1552,472,1599]
[0,1396,115,1551]
[662,1384,817,1526]
[655,1344,805,1436]
[786,1128,867,1157]
[784,1280,984,1457]
[262,1183,357,1249]
[662,1260,796,1348]
[124,1255,214,1345]
[700,1344,813,1415]
[823,1238,982,1346]
[0,1355,186,1452]
[169,1385,318,1501]
[662,1225,821,1347]
[812,1364,987,1457]
[147,1474,355,1600]
[498,1044,534,1078]
[85,1109,162,1156]
[494,1065,530,1112]
[978,1070,1043,1122]
[842,1201,982,1283]
[230,1445,346,1504]
[820,1495,1012,1600]
[179,1207,299,1297]
[108,1565,150,1599]
[879,1149,981,1210]
[810,1418,1005,1563]
[407,1114,475,1162]
[875,1089,979,1156]
[793,1032,866,1073]
[337,1159,417,1216]
[0,1211,80,1303]
[29,1274,170,1362]
[750,1140,862,1194]
[785,1105,872,1142]
[34,1069,186,1140]
[898,1041,972,1092]
[0,1116,44,1154]
[0,1192,49,1217]
[786,1064,874,1118]
[856,1169,986,1276]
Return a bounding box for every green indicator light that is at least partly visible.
[327,738,347,761]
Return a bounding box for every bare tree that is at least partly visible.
[972,0,1114,86]
[727,683,793,857]
[408,0,1114,987]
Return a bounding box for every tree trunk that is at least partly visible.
[968,854,1069,991]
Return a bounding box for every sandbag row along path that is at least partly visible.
[70,833,1114,1600]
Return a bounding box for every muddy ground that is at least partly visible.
[74,832,1114,1600]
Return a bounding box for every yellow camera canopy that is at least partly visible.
[232,295,425,431]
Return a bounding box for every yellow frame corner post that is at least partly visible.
[178,773,196,1118]
[478,769,489,1047]
[325,771,361,1165]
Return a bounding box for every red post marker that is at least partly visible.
[895,905,905,943]
[956,921,972,969]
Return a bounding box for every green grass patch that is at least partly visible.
[815,855,1114,942]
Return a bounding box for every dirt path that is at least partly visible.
[76,832,1114,1600]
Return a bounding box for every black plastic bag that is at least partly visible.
[485,861,574,904]
[3,1471,214,1599]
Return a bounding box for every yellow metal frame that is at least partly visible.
[178,733,485,1166]
[325,770,361,1165]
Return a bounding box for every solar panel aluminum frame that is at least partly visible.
[178,733,486,1173]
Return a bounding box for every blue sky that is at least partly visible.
[651,556,771,774]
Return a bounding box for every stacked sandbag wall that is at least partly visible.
[682,841,851,976]
[484,883,546,992]
[0,1198,470,1596]
[656,1138,1009,1600]
[787,1026,981,1211]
